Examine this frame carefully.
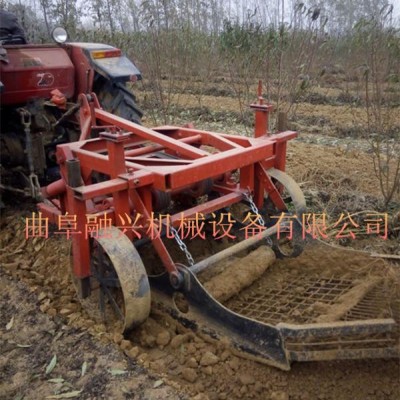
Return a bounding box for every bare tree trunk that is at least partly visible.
[106,0,115,36]
[40,0,51,37]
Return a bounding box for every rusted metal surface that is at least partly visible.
[94,227,151,331]
[69,226,151,332]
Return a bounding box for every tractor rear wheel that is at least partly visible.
[94,78,143,124]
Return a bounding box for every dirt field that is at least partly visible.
[1,210,399,400]
[1,83,400,399]
[0,272,185,400]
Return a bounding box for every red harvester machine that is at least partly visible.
[37,82,399,370]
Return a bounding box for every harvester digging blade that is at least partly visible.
[150,263,399,370]
[150,266,292,370]
[71,227,151,333]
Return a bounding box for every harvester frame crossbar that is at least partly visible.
[40,91,295,284]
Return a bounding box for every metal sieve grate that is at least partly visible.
[226,277,356,324]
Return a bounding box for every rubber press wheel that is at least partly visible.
[71,227,151,333]
[263,168,307,259]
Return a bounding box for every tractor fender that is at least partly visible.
[66,42,141,85]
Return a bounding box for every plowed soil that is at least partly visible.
[1,204,399,400]
[1,87,400,399]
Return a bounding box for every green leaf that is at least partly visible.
[16,344,32,348]
[45,391,82,399]
[109,369,127,376]
[45,355,57,375]
[81,361,87,377]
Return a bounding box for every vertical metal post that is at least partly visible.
[275,114,288,170]
[67,159,82,187]
[67,158,91,299]
[250,81,273,138]
[102,131,133,240]
[277,112,288,132]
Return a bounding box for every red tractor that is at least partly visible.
[0,27,142,200]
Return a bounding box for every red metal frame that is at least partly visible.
[39,86,297,283]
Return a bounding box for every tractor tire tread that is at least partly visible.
[95,79,143,124]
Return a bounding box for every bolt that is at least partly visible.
[169,271,184,289]
[133,179,140,185]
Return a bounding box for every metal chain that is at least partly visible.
[170,226,195,267]
[169,192,272,264]
[243,191,265,226]
[243,191,273,246]
[18,108,42,200]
